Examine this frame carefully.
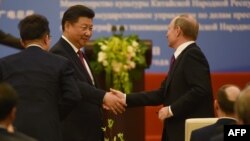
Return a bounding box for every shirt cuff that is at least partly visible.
[169,106,174,117]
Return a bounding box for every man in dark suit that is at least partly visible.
[235,85,250,125]
[0,82,37,141]
[0,29,23,49]
[210,85,250,141]
[190,84,240,141]
[111,14,214,141]
[50,5,126,141]
[0,14,82,141]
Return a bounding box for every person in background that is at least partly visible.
[50,5,126,141]
[235,85,250,125]
[190,84,241,141]
[210,85,250,141]
[0,14,82,141]
[111,14,214,141]
[0,29,23,49]
[0,82,37,141]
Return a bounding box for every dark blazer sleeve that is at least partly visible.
[76,79,105,106]
[0,29,23,49]
[58,58,82,120]
[126,77,167,107]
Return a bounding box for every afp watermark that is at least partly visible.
[224,125,250,141]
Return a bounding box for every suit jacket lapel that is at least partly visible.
[164,43,196,93]
[60,38,94,85]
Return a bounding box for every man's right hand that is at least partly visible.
[103,91,127,115]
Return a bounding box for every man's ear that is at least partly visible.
[20,39,26,47]
[42,35,50,51]
[45,34,50,43]
[214,100,219,111]
[176,26,182,37]
[6,107,16,133]
[64,21,71,31]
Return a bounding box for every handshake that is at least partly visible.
[102,88,127,115]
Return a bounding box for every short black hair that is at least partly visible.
[0,82,18,120]
[62,5,95,31]
[18,14,50,41]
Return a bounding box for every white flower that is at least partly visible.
[127,61,136,69]
[123,65,129,70]
[98,52,107,62]
[112,61,122,73]
[132,40,139,47]
[102,60,108,66]
[100,45,108,51]
[127,46,134,53]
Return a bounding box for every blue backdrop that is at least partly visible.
[1,0,250,73]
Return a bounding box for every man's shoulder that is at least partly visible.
[0,51,22,63]
[185,43,201,52]
[0,131,38,141]
[192,123,216,135]
[50,41,74,61]
[14,131,38,141]
[50,41,63,51]
[46,51,69,64]
[50,40,70,55]
[50,37,68,51]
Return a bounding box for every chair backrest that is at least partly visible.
[185,118,218,141]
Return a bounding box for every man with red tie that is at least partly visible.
[50,5,126,141]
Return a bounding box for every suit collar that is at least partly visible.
[59,38,95,85]
[164,43,197,91]
[27,44,43,49]
[174,41,195,59]
[169,42,196,74]
[61,35,79,53]
[25,46,44,52]
[216,118,237,125]
[59,38,83,67]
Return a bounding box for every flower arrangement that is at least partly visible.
[90,34,147,93]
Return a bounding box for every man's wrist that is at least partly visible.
[168,106,173,117]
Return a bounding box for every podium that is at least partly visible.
[85,40,152,141]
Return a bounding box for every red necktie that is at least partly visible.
[77,50,87,69]
[169,55,175,72]
[77,50,92,82]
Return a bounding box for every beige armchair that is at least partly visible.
[185,118,218,141]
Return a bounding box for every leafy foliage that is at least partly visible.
[102,119,125,141]
[90,34,147,93]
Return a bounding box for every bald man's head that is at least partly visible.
[216,84,241,115]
